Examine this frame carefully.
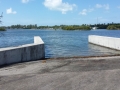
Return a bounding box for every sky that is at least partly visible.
[0,0,120,26]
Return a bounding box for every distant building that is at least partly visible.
[92,27,97,30]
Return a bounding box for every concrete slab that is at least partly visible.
[0,56,120,90]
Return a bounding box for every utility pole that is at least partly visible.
[0,12,3,24]
[0,12,5,31]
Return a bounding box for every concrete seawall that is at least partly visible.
[89,35,120,50]
[0,36,45,66]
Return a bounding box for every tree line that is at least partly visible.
[91,22,120,30]
[2,22,120,30]
[4,24,91,30]
[107,25,120,30]
[61,25,91,30]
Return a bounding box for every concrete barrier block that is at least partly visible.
[0,36,45,66]
[89,35,120,50]
[34,36,44,44]
[0,51,7,65]
[115,38,120,50]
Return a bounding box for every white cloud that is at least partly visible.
[79,9,87,15]
[22,0,29,3]
[6,8,17,14]
[95,4,110,10]
[96,4,102,8]
[79,8,94,15]
[43,0,76,14]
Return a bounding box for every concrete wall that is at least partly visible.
[89,35,120,50]
[34,36,44,44]
[0,36,45,66]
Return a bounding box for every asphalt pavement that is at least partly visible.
[0,56,120,90]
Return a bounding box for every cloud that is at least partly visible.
[79,8,94,15]
[22,0,29,3]
[43,0,76,14]
[6,8,17,14]
[95,4,110,10]
[79,9,87,15]
[96,4,102,8]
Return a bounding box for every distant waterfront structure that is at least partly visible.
[92,17,98,30]
[92,26,97,30]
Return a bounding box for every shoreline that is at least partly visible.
[45,54,120,60]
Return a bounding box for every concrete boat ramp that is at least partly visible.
[0,56,120,90]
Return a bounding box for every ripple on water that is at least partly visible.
[0,29,120,58]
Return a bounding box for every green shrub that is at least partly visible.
[0,27,6,31]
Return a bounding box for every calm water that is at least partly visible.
[0,29,120,58]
